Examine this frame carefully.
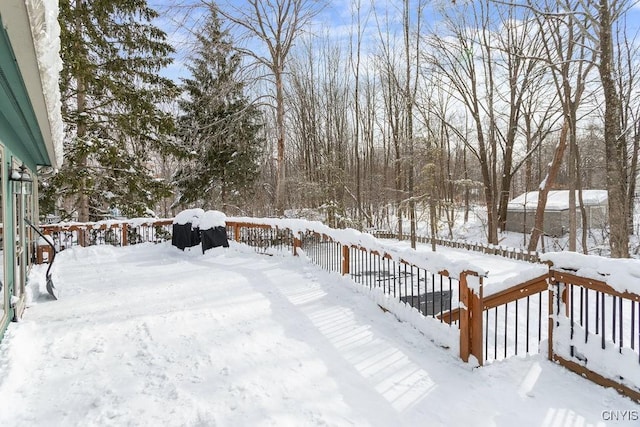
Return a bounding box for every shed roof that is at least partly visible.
[507,190,608,212]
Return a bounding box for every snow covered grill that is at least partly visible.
[171,209,230,253]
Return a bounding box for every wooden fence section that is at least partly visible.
[35,218,640,402]
[438,274,550,364]
[373,232,541,263]
[549,269,640,403]
[225,221,484,362]
[482,276,550,362]
[36,219,173,262]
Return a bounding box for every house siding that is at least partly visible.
[0,18,46,339]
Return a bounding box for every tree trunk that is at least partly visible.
[574,139,589,253]
[275,65,286,216]
[627,122,639,235]
[568,121,577,252]
[598,0,629,258]
[76,0,89,222]
[463,148,469,223]
[528,121,569,252]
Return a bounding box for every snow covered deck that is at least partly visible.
[0,243,635,425]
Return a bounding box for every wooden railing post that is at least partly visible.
[341,245,350,275]
[293,233,302,256]
[234,224,241,242]
[459,272,483,366]
[548,274,555,362]
[470,276,484,365]
[78,228,86,247]
[459,273,471,363]
[122,223,129,246]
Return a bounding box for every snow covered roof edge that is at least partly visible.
[25,0,64,168]
[508,190,608,212]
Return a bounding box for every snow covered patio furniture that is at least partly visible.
[171,208,204,250]
[200,210,229,253]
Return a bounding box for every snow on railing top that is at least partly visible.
[227,216,489,279]
[541,252,640,296]
[44,217,173,230]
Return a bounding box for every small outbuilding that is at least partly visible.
[505,190,608,236]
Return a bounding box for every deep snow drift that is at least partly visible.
[0,242,637,426]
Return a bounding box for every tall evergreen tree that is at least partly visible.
[173,4,263,212]
[41,0,178,221]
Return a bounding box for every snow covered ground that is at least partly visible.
[0,242,638,426]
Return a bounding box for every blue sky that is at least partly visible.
[150,0,640,83]
[150,0,360,81]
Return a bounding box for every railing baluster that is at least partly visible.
[570,284,575,357]
[585,289,589,344]
[448,277,452,324]
[538,291,543,344]
[393,261,397,298]
[619,296,623,353]
[368,251,372,289]
[417,267,421,314]
[580,287,584,326]
[596,291,600,335]
[504,304,508,359]
[525,296,530,353]
[386,258,390,296]
[377,253,381,292]
[410,265,415,309]
[613,295,617,345]
[434,274,443,313]
[601,292,606,350]
[632,301,636,351]
[515,299,518,356]
[404,263,408,302]
[494,307,498,360]
[431,273,435,316]
[485,310,489,361]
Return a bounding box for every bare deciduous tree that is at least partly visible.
[217,0,323,215]
[527,0,595,252]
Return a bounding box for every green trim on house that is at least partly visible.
[0,22,50,170]
[0,14,54,338]
[0,147,9,340]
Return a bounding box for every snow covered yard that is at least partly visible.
[0,243,637,426]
